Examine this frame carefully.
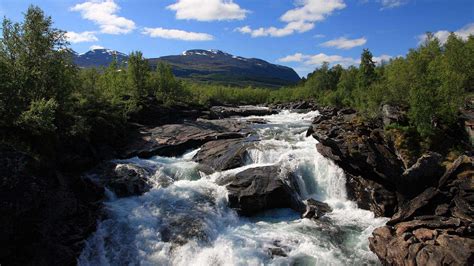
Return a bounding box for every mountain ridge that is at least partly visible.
[72,48,300,88]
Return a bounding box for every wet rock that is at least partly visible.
[301,198,332,219]
[209,106,276,119]
[268,247,288,258]
[123,119,249,158]
[226,166,304,216]
[93,162,153,197]
[193,138,256,174]
[0,145,104,265]
[246,118,268,124]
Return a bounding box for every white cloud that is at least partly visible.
[167,0,248,21]
[236,0,346,37]
[418,23,474,44]
[65,31,98,43]
[142,27,214,41]
[279,52,394,67]
[71,0,136,35]
[279,52,358,67]
[279,53,307,62]
[321,37,367,49]
[379,0,408,9]
[89,45,105,50]
[373,54,393,63]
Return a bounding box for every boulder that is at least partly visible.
[123,119,249,159]
[225,166,304,216]
[193,138,256,174]
[301,198,332,219]
[93,162,153,197]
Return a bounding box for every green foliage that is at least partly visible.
[150,62,186,105]
[16,98,58,135]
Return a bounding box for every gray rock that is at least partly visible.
[123,119,249,158]
[226,166,304,216]
[193,138,256,174]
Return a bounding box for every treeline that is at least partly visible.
[278,36,473,138]
[1,6,471,159]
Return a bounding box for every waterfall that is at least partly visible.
[79,110,388,266]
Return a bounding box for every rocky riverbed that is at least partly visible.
[1,103,472,265]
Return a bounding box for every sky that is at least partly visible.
[1,0,473,77]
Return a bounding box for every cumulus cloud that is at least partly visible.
[65,31,98,43]
[71,0,136,35]
[89,45,105,50]
[142,27,214,41]
[279,52,393,67]
[321,37,367,49]
[418,23,474,44]
[167,0,248,21]
[236,0,346,37]
[278,52,358,67]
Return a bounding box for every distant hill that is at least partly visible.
[72,48,300,88]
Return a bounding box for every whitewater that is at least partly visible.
[78,110,388,266]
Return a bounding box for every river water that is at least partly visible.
[79,110,388,266]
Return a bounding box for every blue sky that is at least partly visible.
[1,0,473,77]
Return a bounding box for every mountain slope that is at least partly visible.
[73,49,128,68]
[73,49,300,88]
[148,50,301,88]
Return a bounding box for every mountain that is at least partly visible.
[72,49,128,68]
[72,48,300,88]
[148,50,301,88]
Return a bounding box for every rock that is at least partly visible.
[370,156,474,266]
[123,119,249,159]
[93,162,153,197]
[398,152,444,197]
[381,104,407,127]
[310,108,402,216]
[301,198,332,219]
[0,145,104,265]
[209,106,276,119]
[193,138,256,174]
[225,166,304,216]
[345,174,398,217]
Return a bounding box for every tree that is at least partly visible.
[358,48,377,89]
[0,5,73,132]
[127,51,150,100]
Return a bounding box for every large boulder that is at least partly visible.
[224,166,304,216]
[0,145,104,266]
[123,119,249,158]
[193,138,256,174]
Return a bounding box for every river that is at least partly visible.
[78,109,388,266]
